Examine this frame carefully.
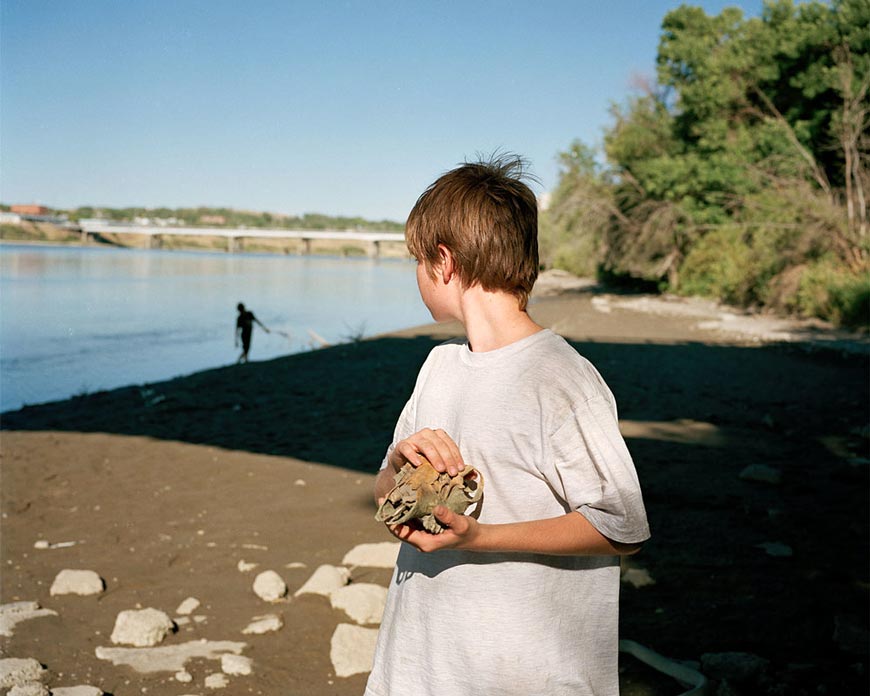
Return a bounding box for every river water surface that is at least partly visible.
[0,244,431,412]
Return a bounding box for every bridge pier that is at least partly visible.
[368,240,381,258]
[149,234,162,250]
[80,229,89,245]
[227,236,245,253]
[302,238,312,255]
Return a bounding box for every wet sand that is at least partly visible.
[2,280,868,695]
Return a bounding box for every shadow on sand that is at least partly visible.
[2,334,868,693]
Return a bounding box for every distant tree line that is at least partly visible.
[57,205,405,232]
[541,0,868,327]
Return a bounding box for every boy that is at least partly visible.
[235,302,269,363]
[366,155,650,696]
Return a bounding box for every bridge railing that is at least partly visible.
[77,222,407,256]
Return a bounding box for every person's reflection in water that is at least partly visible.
[235,302,270,363]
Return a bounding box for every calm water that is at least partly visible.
[0,244,431,412]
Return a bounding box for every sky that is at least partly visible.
[1,0,763,223]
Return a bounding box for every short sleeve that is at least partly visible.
[545,396,650,544]
[379,394,417,472]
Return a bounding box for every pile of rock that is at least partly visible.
[2,540,403,692]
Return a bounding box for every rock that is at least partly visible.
[221,654,252,676]
[330,624,379,678]
[294,479,306,487]
[49,569,104,596]
[833,615,870,655]
[95,640,247,673]
[33,540,51,550]
[754,542,793,557]
[621,567,656,588]
[330,584,388,625]
[242,614,283,635]
[51,687,103,696]
[0,658,46,688]
[252,571,287,602]
[110,608,175,647]
[237,560,258,573]
[9,683,49,696]
[294,565,351,597]
[175,597,200,616]
[342,542,401,568]
[0,601,58,637]
[739,464,782,485]
[175,671,193,682]
[701,652,769,685]
[204,673,229,688]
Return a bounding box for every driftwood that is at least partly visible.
[375,457,483,534]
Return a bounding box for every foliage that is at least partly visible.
[542,0,869,327]
[0,203,404,232]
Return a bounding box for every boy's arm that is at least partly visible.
[389,505,642,556]
[377,427,642,556]
[253,315,270,333]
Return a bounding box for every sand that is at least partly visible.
[1,277,868,695]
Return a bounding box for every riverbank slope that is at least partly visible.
[2,281,868,695]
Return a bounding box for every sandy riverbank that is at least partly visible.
[1,280,868,695]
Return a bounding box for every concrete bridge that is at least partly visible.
[78,222,407,257]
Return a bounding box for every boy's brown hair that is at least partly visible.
[405,154,539,310]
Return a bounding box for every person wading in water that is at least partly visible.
[235,302,270,363]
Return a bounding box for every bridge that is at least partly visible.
[78,222,407,257]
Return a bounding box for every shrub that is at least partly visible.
[795,259,870,329]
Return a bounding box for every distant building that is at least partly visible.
[11,204,50,215]
[0,211,22,224]
[199,214,226,225]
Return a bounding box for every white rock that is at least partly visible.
[293,479,306,487]
[204,673,229,689]
[621,567,656,588]
[49,569,104,596]
[252,571,287,602]
[95,640,246,673]
[0,658,46,688]
[342,542,401,569]
[0,601,58,637]
[175,597,200,616]
[294,565,351,597]
[110,608,175,647]
[9,683,49,696]
[755,541,793,557]
[174,671,193,683]
[329,624,379,677]
[33,540,51,550]
[220,654,252,676]
[242,614,283,635]
[284,561,306,569]
[237,560,258,573]
[739,464,782,485]
[330,584,388,625]
[51,687,103,696]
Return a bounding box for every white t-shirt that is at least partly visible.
[365,329,650,696]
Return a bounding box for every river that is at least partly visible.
[0,244,431,412]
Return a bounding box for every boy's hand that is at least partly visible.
[388,505,481,552]
[390,428,464,477]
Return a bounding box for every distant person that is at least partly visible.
[235,303,269,363]
[366,155,649,696]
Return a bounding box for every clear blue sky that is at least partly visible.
[1,0,762,222]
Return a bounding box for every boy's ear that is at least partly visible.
[436,244,455,284]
